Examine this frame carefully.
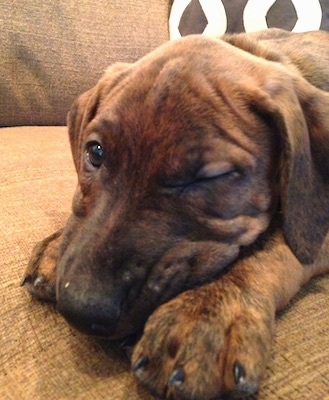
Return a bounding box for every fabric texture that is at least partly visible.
[169,0,329,39]
[0,0,169,127]
[1,128,329,400]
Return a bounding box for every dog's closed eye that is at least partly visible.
[196,163,241,181]
[163,163,241,191]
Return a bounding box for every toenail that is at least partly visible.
[20,274,32,286]
[233,361,246,385]
[33,276,44,287]
[168,367,185,386]
[132,356,149,371]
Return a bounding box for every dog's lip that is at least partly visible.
[90,323,115,336]
[62,316,119,338]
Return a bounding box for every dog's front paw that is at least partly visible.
[21,229,63,301]
[132,279,274,399]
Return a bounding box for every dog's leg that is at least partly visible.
[132,231,319,399]
[21,229,63,301]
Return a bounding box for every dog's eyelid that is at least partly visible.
[161,164,240,192]
[196,163,239,180]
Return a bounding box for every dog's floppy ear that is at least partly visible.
[253,72,329,263]
[67,88,96,172]
[67,63,132,172]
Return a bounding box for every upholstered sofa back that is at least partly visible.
[0,0,170,127]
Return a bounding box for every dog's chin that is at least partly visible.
[57,304,141,339]
[74,324,139,341]
[56,284,149,340]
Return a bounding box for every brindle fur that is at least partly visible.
[23,29,329,399]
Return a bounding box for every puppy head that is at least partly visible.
[56,35,329,338]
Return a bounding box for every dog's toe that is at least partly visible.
[21,273,56,301]
[22,229,62,302]
[132,282,273,400]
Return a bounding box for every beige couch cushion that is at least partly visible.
[0,0,169,127]
[1,127,329,399]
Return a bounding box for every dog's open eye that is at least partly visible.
[86,141,104,168]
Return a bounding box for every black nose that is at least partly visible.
[57,284,121,337]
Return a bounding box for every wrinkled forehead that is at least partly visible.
[93,37,254,138]
[78,37,270,184]
[85,37,270,167]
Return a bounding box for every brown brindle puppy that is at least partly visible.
[22,29,329,399]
